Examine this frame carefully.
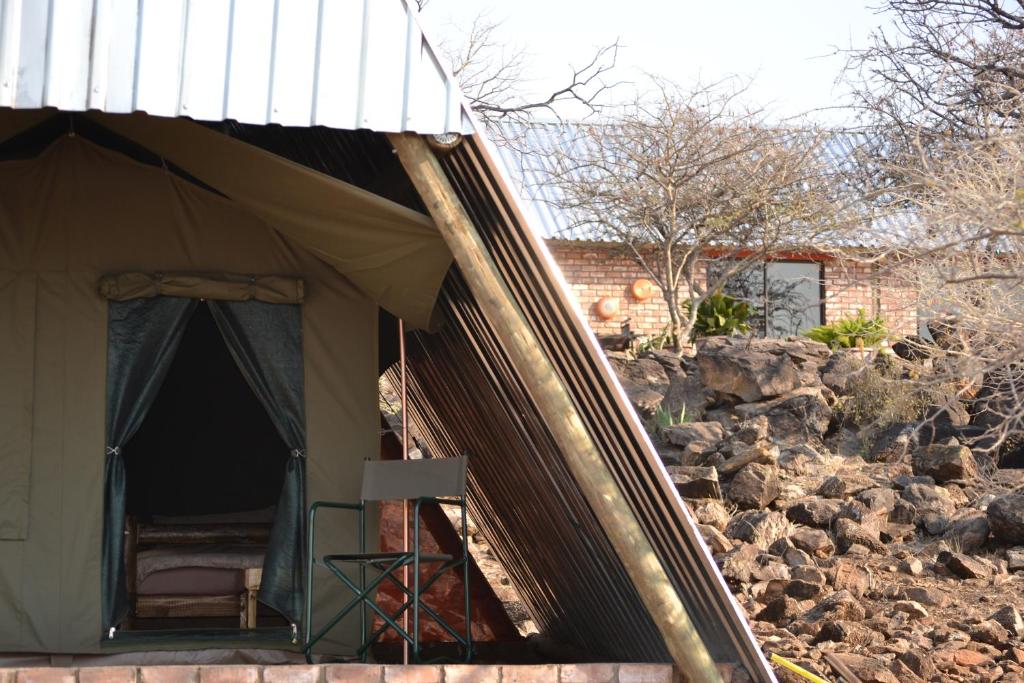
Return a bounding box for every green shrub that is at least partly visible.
[804,309,888,349]
[654,404,690,430]
[684,292,752,341]
[837,356,931,429]
[636,326,673,354]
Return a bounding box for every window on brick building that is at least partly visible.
[710,260,824,337]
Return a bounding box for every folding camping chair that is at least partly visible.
[303,456,472,663]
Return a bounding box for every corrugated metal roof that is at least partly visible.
[496,121,919,248]
[0,0,473,133]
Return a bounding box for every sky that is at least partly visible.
[418,0,893,126]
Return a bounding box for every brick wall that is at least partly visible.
[545,241,672,338]
[546,240,919,339]
[822,259,875,327]
[0,663,680,683]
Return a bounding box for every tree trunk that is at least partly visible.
[664,287,685,353]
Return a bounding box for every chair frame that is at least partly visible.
[302,494,473,663]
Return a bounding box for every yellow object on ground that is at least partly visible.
[770,654,832,683]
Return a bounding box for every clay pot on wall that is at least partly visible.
[594,296,620,320]
[631,278,655,302]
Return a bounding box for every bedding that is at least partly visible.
[136,545,265,592]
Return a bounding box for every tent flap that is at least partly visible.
[88,113,452,330]
[99,272,305,305]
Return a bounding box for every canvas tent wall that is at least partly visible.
[0,110,451,654]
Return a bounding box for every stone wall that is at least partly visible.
[546,240,919,339]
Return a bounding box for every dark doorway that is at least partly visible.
[124,302,288,519]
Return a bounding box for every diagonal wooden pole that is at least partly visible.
[388,132,724,683]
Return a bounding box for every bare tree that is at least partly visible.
[846,0,1024,143]
[424,7,619,145]
[545,79,855,349]
[838,3,1024,464]
[888,131,1024,462]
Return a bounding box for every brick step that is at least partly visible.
[0,663,678,683]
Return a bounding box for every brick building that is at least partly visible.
[499,123,921,341]
[545,240,919,339]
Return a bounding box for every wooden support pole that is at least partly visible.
[388,132,723,683]
[244,568,262,629]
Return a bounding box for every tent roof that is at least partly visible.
[0,0,473,134]
[0,110,452,329]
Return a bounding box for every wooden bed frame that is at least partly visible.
[125,517,269,629]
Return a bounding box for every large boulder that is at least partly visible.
[662,421,725,450]
[942,511,990,552]
[734,387,832,443]
[834,517,887,554]
[901,483,957,525]
[717,440,779,476]
[696,337,805,402]
[918,401,971,445]
[988,493,1024,545]
[718,542,760,584]
[659,369,711,423]
[607,355,670,391]
[913,440,974,483]
[620,383,664,420]
[608,355,669,419]
[725,510,791,549]
[785,498,840,528]
[866,423,919,463]
[665,465,721,500]
[727,463,781,509]
[819,350,868,395]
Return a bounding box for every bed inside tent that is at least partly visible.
[0,109,452,654]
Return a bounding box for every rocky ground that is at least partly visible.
[609,336,1024,683]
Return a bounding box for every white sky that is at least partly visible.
[418,0,892,125]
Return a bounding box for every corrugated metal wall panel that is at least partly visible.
[0,0,472,134]
[397,271,672,663]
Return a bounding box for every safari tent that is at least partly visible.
[0,2,772,681]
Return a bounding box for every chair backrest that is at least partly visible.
[360,456,468,502]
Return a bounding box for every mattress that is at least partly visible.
[136,544,265,597]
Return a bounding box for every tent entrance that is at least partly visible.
[103,294,308,641]
[122,302,288,632]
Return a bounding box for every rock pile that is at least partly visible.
[609,337,1024,682]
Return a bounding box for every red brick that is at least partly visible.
[0,670,15,683]
[323,665,382,683]
[198,668,259,683]
[617,665,675,683]
[80,667,138,683]
[138,667,199,683]
[263,666,322,683]
[500,665,559,683]
[559,664,616,683]
[15,670,76,683]
[440,665,501,683]
[382,666,440,683]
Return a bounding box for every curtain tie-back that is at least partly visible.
[290,448,305,458]
[105,446,121,456]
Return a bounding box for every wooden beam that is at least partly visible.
[388,132,723,683]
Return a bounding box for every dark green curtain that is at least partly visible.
[208,300,306,630]
[102,297,199,635]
